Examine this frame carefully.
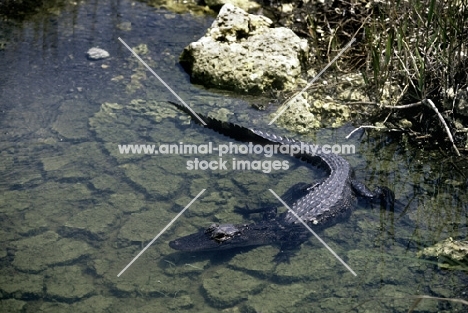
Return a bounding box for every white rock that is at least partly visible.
[86,47,110,60]
[180,4,309,93]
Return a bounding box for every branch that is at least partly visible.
[345,125,401,139]
[382,101,423,109]
[423,98,460,156]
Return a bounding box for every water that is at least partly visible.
[0,1,467,312]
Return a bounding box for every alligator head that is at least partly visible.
[169,221,285,252]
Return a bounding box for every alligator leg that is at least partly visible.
[234,182,315,220]
[275,225,311,263]
[351,180,395,209]
[234,205,278,221]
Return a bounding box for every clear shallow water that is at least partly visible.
[0,1,467,312]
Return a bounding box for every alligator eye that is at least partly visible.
[205,223,219,234]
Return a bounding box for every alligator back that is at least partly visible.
[167,101,397,253]
[247,129,356,227]
[168,100,356,227]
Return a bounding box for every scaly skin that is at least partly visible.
[167,101,394,252]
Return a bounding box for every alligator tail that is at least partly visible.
[168,101,272,144]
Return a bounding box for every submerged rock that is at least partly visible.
[86,47,110,60]
[0,299,27,312]
[119,161,184,198]
[44,265,95,300]
[41,142,108,180]
[117,203,173,245]
[18,182,93,234]
[243,283,315,313]
[202,268,265,308]
[0,269,43,297]
[61,204,119,241]
[228,245,277,276]
[52,99,91,140]
[12,231,93,272]
[418,237,468,269]
[108,192,146,214]
[101,248,192,297]
[180,4,309,93]
[38,295,113,313]
[275,247,337,282]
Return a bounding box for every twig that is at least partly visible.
[185,263,202,270]
[423,98,460,156]
[345,125,400,139]
[382,101,424,109]
[407,295,468,313]
[345,100,422,109]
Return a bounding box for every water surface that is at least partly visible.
[0,0,467,312]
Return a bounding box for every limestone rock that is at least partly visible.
[44,265,95,300]
[0,299,27,313]
[180,4,309,94]
[86,47,109,60]
[417,237,468,268]
[12,231,93,272]
[61,204,118,241]
[204,0,260,12]
[0,269,43,296]
[38,296,113,313]
[52,99,91,140]
[202,268,265,307]
[117,203,173,245]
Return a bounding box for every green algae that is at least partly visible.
[62,204,119,241]
[167,294,194,310]
[51,99,92,140]
[117,202,175,245]
[0,269,43,296]
[274,246,338,282]
[12,231,93,272]
[90,174,123,192]
[108,192,146,214]
[39,296,114,313]
[0,190,32,214]
[207,107,234,122]
[44,265,95,300]
[101,248,193,298]
[243,283,316,313]
[228,245,278,276]
[0,181,96,237]
[119,161,184,198]
[418,237,468,269]
[117,21,132,31]
[41,142,109,179]
[202,268,265,308]
[132,44,149,56]
[0,299,27,312]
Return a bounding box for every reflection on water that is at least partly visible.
[0,0,467,312]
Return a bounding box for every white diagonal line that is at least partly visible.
[117,189,206,277]
[118,37,206,126]
[268,38,356,125]
[269,189,357,276]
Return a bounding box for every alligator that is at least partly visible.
[167,101,395,255]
